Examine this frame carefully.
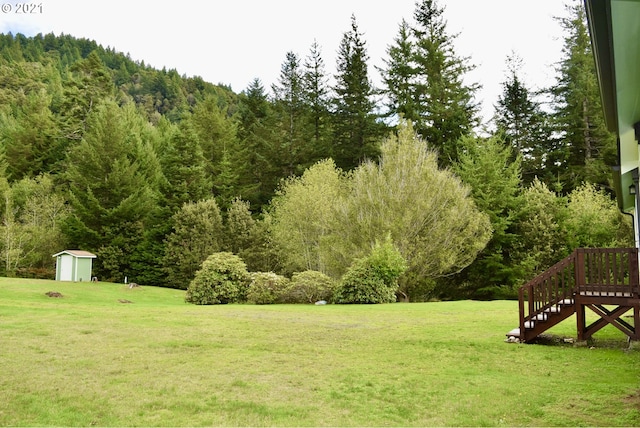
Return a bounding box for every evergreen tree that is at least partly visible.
[212,150,240,212]
[0,90,57,181]
[158,121,212,212]
[493,53,552,186]
[271,51,309,177]
[58,50,114,141]
[188,95,239,178]
[331,14,385,170]
[550,2,616,192]
[236,79,279,210]
[163,198,224,289]
[450,134,523,298]
[302,40,332,161]
[381,0,479,166]
[62,101,162,282]
[223,197,256,255]
[379,19,417,123]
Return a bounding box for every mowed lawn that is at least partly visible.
[0,278,638,427]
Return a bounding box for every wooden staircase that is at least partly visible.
[507,248,640,343]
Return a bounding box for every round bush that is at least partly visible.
[287,270,335,304]
[247,272,290,305]
[333,240,407,304]
[185,252,251,305]
[333,263,396,304]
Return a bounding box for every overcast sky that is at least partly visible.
[0,0,572,125]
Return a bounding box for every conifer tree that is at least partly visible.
[380,0,479,166]
[58,50,114,141]
[212,150,240,212]
[0,90,57,181]
[62,101,162,282]
[302,40,332,161]
[494,53,552,185]
[159,121,212,212]
[450,134,523,298]
[236,79,279,210]
[331,14,385,170]
[223,197,256,256]
[189,95,239,178]
[272,51,309,177]
[163,198,224,289]
[550,2,616,192]
[379,19,417,123]
[412,0,479,165]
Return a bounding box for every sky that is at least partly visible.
[0,0,572,125]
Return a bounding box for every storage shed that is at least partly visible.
[52,250,97,282]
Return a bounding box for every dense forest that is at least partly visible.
[0,0,632,300]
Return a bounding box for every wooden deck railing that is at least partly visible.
[519,252,576,335]
[518,248,639,340]
[575,248,639,297]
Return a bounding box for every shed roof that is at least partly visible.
[52,250,97,258]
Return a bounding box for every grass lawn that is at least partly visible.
[0,277,638,427]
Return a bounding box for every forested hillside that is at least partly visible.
[0,0,632,300]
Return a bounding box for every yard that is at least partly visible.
[0,278,638,426]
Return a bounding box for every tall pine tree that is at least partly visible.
[449,134,523,299]
[494,53,552,186]
[381,0,479,166]
[379,19,417,123]
[331,14,385,170]
[236,79,279,211]
[272,51,309,177]
[62,101,162,282]
[302,40,332,162]
[550,2,616,192]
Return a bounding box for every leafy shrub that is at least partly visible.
[333,239,407,304]
[365,237,408,285]
[287,270,335,303]
[185,252,251,305]
[247,272,290,305]
[164,198,224,289]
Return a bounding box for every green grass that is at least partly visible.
[0,277,638,426]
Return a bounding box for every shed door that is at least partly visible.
[59,256,73,281]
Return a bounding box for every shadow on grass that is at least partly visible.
[526,333,638,351]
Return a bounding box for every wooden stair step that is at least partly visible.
[507,328,520,337]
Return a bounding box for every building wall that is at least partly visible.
[56,255,74,281]
[75,258,93,282]
[55,255,93,282]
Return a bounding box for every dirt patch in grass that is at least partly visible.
[45,291,63,298]
[623,391,640,410]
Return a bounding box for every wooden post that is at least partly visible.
[575,249,585,289]
[576,303,586,341]
[575,250,585,341]
[634,304,640,341]
[519,286,525,341]
[630,248,639,288]
[630,248,640,341]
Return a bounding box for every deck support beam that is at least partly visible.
[577,303,638,340]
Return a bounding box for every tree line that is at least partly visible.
[0,0,631,300]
